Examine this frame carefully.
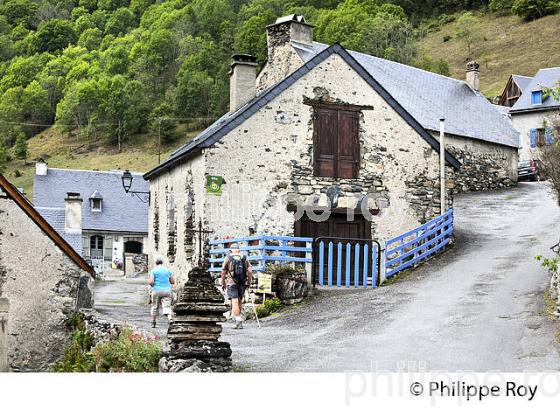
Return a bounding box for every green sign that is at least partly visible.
[206,175,223,195]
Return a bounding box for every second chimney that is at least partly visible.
[229,54,257,113]
[65,192,83,235]
[466,61,480,91]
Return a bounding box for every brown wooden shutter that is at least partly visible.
[337,110,359,179]
[314,108,337,177]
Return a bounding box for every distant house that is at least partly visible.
[143,15,520,283]
[498,74,533,108]
[33,162,149,273]
[0,175,94,371]
[502,68,560,160]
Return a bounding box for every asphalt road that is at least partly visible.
[221,182,560,372]
[94,182,560,372]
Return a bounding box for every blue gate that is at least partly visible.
[313,237,381,288]
[385,209,453,278]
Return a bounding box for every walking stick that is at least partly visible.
[247,289,261,329]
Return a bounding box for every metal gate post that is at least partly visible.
[0,298,9,372]
[305,241,313,288]
[378,241,387,285]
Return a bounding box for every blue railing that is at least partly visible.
[208,235,313,273]
[385,209,453,278]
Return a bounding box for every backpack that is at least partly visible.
[228,254,247,286]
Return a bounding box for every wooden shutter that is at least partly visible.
[314,108,337,177]
[529,129,537,148]
[337,110,359,179]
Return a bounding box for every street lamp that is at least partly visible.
[121,170,150,204]
[121,170,133,193]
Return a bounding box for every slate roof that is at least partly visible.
[0,175,94,276]
[510,68,560,113]
[295,42,519,148]
[512,74,533,93]
[35,206,83,254]
[34,168,148,234]
[145,44,465,179]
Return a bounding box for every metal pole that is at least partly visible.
[439,118,446,215]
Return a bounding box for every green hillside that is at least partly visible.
[418,12,560,97]
[4,127,194,199]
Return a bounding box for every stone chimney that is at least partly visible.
[466,61,480,91]
[64,192,82,235]
[35,160,48,176]
[257,14,314,91]
[229,54,257,113]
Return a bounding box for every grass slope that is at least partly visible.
[4,127,196,200]
[418,13,560,97]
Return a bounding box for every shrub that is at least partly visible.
[53,314,95,372]
[512,0,558,20]
[13,133,27,159]
[489,0,515,14]
[265,264,305,279]
[93,328,162,372]
[255,296,282,318]
[54,314,162,372]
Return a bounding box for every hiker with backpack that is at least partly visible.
[221,243,253,329]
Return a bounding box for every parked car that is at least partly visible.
[517,159,545,181]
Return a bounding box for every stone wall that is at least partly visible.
[0,194,92,371]
[444,133,518,193]
[205,53,450,244]
[148,155,206,287]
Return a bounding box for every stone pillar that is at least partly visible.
[0,298,9,372]
[159,267,232,372]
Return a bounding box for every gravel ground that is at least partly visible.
[95,182,560,372]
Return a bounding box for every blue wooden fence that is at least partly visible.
[208,235,313,273]
[385,209,453,278]
[314,239,380,288]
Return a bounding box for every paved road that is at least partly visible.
[94,182,560,372]
[94,273,169,338]
[222,182,560,372]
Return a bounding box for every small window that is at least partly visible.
[90,198,102,212]
[531,91,542,105]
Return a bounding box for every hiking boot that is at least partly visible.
[233,321,243,329]
[152,320,156,328]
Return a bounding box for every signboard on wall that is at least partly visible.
[206,175,223,195]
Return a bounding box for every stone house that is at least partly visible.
[0,175,94,371]
[33,163,149,274]
[143,15,519,283]
[502,68,560,160]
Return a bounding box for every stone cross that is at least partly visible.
[0,297,9,372]
[186,220,213,267]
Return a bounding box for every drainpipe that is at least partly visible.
[440,118,446,215]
